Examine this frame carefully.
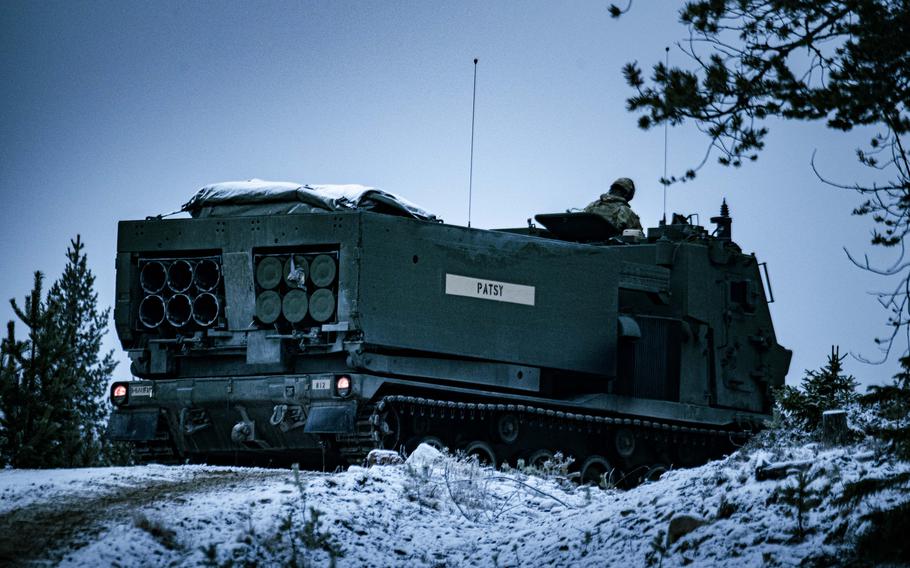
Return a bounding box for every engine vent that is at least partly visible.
[615,316,681,402]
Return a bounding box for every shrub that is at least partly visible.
[776,346,858,432]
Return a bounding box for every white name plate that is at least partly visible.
[445,273,535,306]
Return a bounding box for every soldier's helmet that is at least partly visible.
[608,177,635,201]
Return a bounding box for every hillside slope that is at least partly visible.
[0,433,908,567]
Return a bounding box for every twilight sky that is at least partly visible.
[0,1,902,387]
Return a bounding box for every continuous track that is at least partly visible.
[136,394,754,486]
[358,394,751,485]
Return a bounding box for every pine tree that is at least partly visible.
[0,272,68,467]
[45,235,120,466]
[0,322,18,462]
[777,346,858,431]
[0,236,123,467]
[861,355,910,459]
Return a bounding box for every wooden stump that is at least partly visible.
[822,409,849,446]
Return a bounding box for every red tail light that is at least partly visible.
[336,375,351,397]
[111,383,128,406]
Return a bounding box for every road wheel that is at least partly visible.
[377,408,401,451]
[579,455,616,487]
[525,449,554,469]
[412,414,431,435]
[463,441,497,468]
[614,428,636,458]
[416,436,447,452]
[643,464,668,483]
[496,414,520,444]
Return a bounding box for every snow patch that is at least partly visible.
[1,436,908,567]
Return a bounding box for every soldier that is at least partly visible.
[583,177,643,232]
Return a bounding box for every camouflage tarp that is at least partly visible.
[181,179,437,221]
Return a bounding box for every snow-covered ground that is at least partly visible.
[1,436,908,567]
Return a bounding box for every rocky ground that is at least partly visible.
[1,428,909,567]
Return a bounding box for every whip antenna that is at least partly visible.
[468,57,478,228]
[662,46,669,224]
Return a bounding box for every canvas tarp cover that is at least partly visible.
[181,179,436,221]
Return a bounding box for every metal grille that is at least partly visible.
[616,316,681,402]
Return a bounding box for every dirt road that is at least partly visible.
[0,469,287,566]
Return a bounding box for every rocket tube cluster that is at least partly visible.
[138,258,223,329]
[254,253,337,326]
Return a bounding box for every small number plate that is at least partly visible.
[311,379,331,390]
[130,385,153,398]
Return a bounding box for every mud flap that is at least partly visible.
[303,405,355,434]
[108,409,160,441]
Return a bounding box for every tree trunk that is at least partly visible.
[822,409,849,446]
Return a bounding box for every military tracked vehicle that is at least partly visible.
[109,181,791,483]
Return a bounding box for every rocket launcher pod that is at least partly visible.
[165,294,193,328]
[283,255,308,288]
[192,292,220,327]
[310,254,336,287]
[256,257,282,290]
[282,289,308,323]
[167,260,194,293]
[140,261,167,294]
[256,291,281,324]
[194,259,221,292]
[138,295,165,328]
[308,288,336,322]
